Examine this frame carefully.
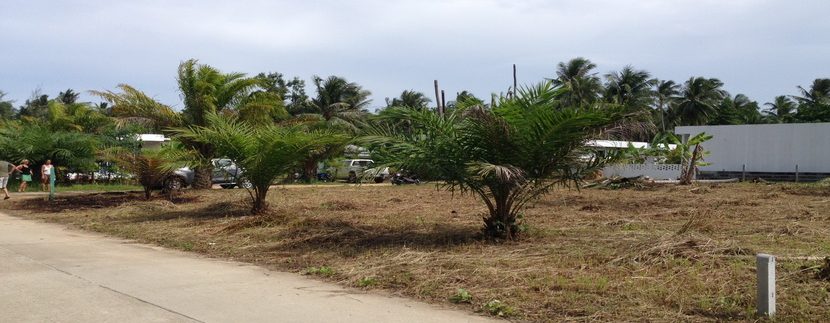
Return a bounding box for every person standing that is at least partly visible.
[41,159,54,192]
[16,159,32,192]
[0,160,15,200]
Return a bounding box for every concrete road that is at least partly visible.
[0,212,495,323]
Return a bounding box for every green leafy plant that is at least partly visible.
[305,266,335,277]
[356,276,377,287]
[483,299,516,317]
[448,288,473,304]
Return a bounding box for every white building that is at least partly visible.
[137,134,170,150]
[675,123,830,181]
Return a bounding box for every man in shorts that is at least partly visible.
[0,160,14,200]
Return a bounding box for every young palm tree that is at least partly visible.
[362,82,625,239]
[763,95,797,123]
[551,57,603,106]
[103,148,186,200]
[0,122,99,177]
[672,77,727,126]
[176,113,347,213]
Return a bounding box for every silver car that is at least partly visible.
[165,158,252,190]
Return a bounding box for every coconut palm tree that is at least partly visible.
[763,95,797,123]
[361,82,625,239]
[653,80,680,132]
[603,66,656,111]
[793,78,830,122]
[176,113,348,213]
[385,90,431,110]
[57,89,80,105]
[672,77,727,126]
[709,94,762,125]
[308,75,371,124]
[551,57,602,106]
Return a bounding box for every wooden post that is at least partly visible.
[756,254,776,317]
[434,80,442,116]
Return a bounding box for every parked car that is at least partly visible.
[328,159,389,183]
[164,158,252,190]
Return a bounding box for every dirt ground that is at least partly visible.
[3,182,830,322]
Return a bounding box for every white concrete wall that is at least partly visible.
[675,123,830,173]
[602,164,682,180]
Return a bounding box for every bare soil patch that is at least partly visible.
[3,183,830,322]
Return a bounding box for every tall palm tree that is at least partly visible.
[551,57,602,106]
[309,75,371,124]
[672,77,727,126]
[604,66,656,110]
[57,89,80,104]
[793,78,830,122]
[653,80,680,132]
[710,94,761,125]
[763,95,797,123]
[793,78,830,106]
[385,90,430,110]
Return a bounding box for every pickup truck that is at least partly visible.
[327,159,389,183]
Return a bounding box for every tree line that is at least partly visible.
[0,57,827,239]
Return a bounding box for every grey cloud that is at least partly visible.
[0,0,828,109]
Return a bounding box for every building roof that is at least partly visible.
[136,134,170,142]
[585,140,677,150]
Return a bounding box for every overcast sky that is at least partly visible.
[1,0,828,111]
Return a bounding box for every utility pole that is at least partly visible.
[441,90,446,115]
[513,64,518,97]
[434,80,442,117]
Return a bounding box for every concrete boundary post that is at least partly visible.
[741,164,746,182]
[795,164,799,183]
[756,254,776,317]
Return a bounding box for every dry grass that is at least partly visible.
[3,182,830,322]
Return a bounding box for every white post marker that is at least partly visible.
[756,253,776,317]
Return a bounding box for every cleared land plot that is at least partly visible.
[3,183,830,322]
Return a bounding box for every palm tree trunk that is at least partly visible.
[143,187,152,200]
[303,159,317,183]
[482,189,519,239]
[191,166,212,189]
[251,185,269,214]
